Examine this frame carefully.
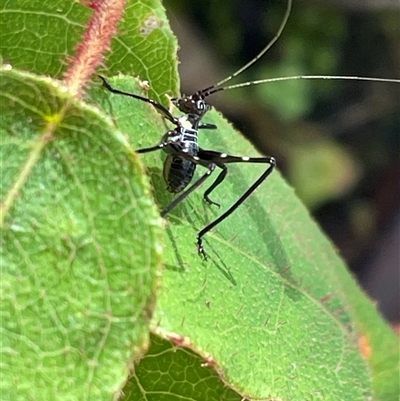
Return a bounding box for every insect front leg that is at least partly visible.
[136,143,167,153]
[98,75,178,125]
[136,130,184,154]
[198,122,218,130]
[194,150,276,260]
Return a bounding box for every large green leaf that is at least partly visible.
[1,0,398,400]
[93,74,398,400]
[0,68,163,401]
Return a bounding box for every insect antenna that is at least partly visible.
[190,0,399,99]
[197,0,293,97]
[202,75,400,97]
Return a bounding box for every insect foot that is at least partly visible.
[197,235,208,261]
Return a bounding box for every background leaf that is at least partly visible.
[123,334,243,401]
[0,1,89,76]
[0,0,179,103]
[105,0,180,104]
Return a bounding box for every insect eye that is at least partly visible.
[196,100,204,110]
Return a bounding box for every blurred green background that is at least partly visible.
[166,0,400,326]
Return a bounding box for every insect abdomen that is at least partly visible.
[163,155,196,193]
[163,127,199,193]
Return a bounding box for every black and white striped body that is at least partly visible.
[162,120,199,193]
[162,98,210,193]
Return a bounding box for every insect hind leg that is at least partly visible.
[195,150,276,260]
[203,165,227,208]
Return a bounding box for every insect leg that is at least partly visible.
[161,163,216,217]
[137,143,167,153]
[202,165,227,208]
[194,151,276,259]
[198,122,218,130]
[98,75,178,125]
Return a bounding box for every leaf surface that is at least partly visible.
[96,75,398,401]
[0,0,179,103]
[0,67,163,401]
[1,0,398,399]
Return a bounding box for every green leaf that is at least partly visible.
[123,334,244,401]
[0,67,163,401]
[0,1,89,77]
[0,0,179,104]
[105,0,180,103]
[2,0,398,399]
[96,73,398,400]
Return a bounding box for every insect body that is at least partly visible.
[162,125,198,194]
[161,102,210,194]
[100,75,276,259]
[100,0,399,259]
